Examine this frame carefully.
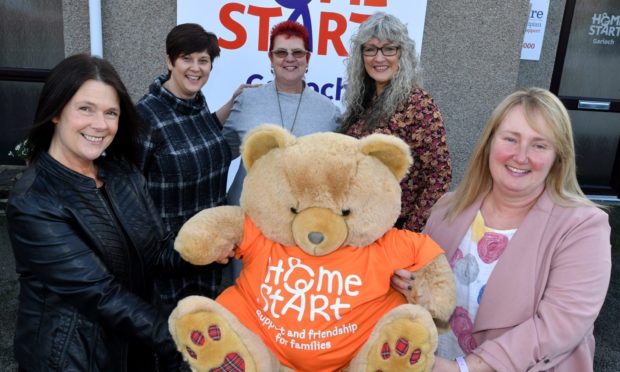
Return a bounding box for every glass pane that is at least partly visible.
[0,0,64,68]
[0,81,43,165]
[571,110,620,190]
[558,0,620,100]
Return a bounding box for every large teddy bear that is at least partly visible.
[169,125,455,372]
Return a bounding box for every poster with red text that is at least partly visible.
[177,0,428,110]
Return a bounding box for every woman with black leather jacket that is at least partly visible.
[6,54,190,371]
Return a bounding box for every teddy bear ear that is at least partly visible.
[242,124,297,170]
[359,134,413,181]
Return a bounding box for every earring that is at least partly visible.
[270,68,274,74]
[305,68,308,73]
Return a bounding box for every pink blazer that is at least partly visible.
[424,190,611,371]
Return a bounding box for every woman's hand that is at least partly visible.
[432,356,459,371]
[433,355,496,372]
[232,83,261,99]
[216,83,262,124]
[391,268,415,297]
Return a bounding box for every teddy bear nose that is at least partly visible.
[308,232,324,245]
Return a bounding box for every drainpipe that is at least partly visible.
[89,0,103,57]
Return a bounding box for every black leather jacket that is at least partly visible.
[7,153,185,371]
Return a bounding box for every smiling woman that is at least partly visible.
[340,12,452,233]
[220,20,342,286]
[135,24,238,370]
[6,53,186,371]
[48,80,119,184]
[222,20,341,207]
[392,88,612,372]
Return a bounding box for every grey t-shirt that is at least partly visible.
[223,80,341,205]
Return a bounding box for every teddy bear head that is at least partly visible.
[239,124,412,256]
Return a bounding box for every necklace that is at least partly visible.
[275,82,304,133]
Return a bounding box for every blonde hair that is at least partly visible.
[441,87,598,221]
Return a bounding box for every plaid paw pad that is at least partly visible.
[210,352,245,372]
[191,330,205,346]
[395,338,409,356]
[410,348,422,365]
[186,346,198,360]
[208,324,222,341]
[381,342,391,360]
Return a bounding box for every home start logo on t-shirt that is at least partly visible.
[257,256,362,350]
[216,217,443,371]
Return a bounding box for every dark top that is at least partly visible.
[136,74,232,305]
[6,153,184,371]
[343,87,452,231]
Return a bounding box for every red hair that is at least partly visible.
[269,21,310,52]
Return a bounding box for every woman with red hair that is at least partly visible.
[221,20,341,283]
[222,20,341,208]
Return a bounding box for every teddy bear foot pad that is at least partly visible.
[176,311,254,371]
[170,296,281,372]
[351,304,438,372]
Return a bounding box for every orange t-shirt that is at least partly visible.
[217,216,444,372]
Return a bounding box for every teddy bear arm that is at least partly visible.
[174,206,245,265]
[407,254,456,329]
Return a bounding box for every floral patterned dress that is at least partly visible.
[437,211,516,359]
[343,88,451,231]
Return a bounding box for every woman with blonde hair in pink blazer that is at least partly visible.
[392,87,611,371]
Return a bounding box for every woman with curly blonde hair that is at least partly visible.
[340,12,451,231]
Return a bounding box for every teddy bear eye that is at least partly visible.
[290,207,299,214]
[342,209,351,216]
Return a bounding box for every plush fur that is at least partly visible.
[170,125,455,372]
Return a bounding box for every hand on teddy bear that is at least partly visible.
[392,268,416,293]
[391,255,456,331]
[175,206,245,266]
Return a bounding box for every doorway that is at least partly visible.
[0,1,64,165]
[550,0,620,198]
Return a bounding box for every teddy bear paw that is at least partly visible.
[172,307,257,371]
[369,335,429,371]
[183,325,247,371]
[361,304,438,372]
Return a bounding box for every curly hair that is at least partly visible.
[340,12,422,132]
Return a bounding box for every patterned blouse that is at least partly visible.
[343,87,452,231]
[437,211,515,359]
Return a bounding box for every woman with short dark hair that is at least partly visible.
[136,23,244,316]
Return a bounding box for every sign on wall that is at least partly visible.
[558,0,620,99]
[177,0,428,110]
[521,0,550,61]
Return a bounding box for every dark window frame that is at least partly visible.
[550,0,620,196]
[0,67,50,83]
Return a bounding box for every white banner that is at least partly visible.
[521,0,550,61]
[177,0,428,110]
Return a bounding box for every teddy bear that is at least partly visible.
[169,124,456,372]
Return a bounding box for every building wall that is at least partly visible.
[517,0,567,90]
[63,0,175,103]
[62,0,564,186]
[422,0,529,184]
